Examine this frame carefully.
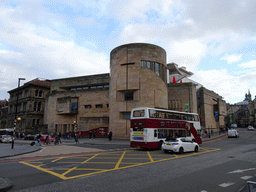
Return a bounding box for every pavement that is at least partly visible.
[1,132,252,192]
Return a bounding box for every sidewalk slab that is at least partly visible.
[0,143,41,159]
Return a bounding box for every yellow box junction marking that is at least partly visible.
[20,147,220,180]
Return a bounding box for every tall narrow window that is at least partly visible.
[155,63,160,76]
[37,102,41,111]
[34,102,37,111]
[39,90,43,97]
[146,61,150,68]
[35,90,38,97]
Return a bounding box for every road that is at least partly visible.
[1,128,255,192]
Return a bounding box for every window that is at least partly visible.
[146,61,150,68]
[106,104,109,108]
[124,91,133,101]
[84,105,92,109]
[133,110,145,117]
[121,112,131,120]
[35,90,38,97]
[34,102,41,111]
[39,90,43,97]
[95,104,103,108]
[155,63,160,76]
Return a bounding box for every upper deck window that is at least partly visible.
[133,110,145,117]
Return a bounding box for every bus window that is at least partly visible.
[133,110,145,117]
[156,111,165,118]
[173,113,181,120]
[180,114,186,120]
[194,115,199,121]
[149,109,157,118]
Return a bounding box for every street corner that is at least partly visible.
[19,147,220,180]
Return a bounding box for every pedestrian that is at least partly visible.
[89,131,92,140]
[45,135,50,144]
[75,133,79,144]
[108,131,112,141]
[55,134,59,145]
[36,133,41,146]
[58,132,62,143]
[93,131,96,139]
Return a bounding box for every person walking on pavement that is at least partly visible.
[108,131,112,141]
[89,131,92,140]
[75,133,79,144]
[36,133,41,146]
[93,131,96,139]
[55,134,59,145]
[58,132,62,143]
[45,135,50,145]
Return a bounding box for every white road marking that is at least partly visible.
[219,182,235,187]
[241,176,253,180]
[200,190,207,192]
[228,168,256,174]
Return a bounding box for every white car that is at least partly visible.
[248,126,255,131]
[228,129,239,138]
[0,135,13,143]
[162,137,199,154]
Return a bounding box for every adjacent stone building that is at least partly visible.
[45,74,110,134]
[197,87,227,132]
[6,78,51,134]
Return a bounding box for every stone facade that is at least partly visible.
[168,83,197,113]
[109,43,168,139]
[45,74,110,134]
[6,79,51,134]
[197,87,227,132]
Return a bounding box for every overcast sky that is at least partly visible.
[0,0,255,104]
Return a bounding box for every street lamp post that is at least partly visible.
[12,78,26,149]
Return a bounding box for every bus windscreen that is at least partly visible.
[133,110,145,117]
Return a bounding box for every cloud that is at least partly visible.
[191,69,248,103]
[0,5,109,99]
[239,60,256,68]
[74,17,95,27]
[220,54,242,64]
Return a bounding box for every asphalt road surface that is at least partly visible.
[1,128,255,192]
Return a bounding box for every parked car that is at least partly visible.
[162,137,199,154]
[228,129,239,138]
[40,134,54,143]
[247,126,255,131]
[24,134,36,140]
[0,135,13,143]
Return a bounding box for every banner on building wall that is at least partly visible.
[214,111,219,122]
[71,102,78,112]
[185,103,189,112]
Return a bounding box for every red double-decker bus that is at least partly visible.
[130,107,202,149]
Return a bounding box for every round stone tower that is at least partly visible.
[109,43,168,139]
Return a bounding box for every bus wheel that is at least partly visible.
[179,147,184,154]
[158,140,163,150]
